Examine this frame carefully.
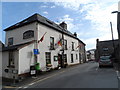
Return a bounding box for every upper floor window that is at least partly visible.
[50,37,54,50]
[23,30,34,39]
[8,37,13,46]
[64,40,67,50]
[72,42,74,51]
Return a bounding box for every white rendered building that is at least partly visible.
[2,13,86,79]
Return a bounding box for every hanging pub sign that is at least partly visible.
[33,49,39,55]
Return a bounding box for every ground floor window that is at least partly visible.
[8,51,15,67]
[45,52,51,65]
[71,54,73,63]
[79,53,81,63]
[76,54,78,60]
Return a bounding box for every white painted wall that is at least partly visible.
[37,23,80,70]
[18,43,35,74]
[5,22,37,46]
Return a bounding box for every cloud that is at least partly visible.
[40,5,48,8]
[58,14,83,33]
[43,11,48,14]
[55,0,93,11]
[83,2,118,39]
[51,5,56,8]
[54,0,119,50]
[59,14,74,30]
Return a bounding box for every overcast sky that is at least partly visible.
[1,0,119,50]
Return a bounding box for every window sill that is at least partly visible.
[7,65,15,68]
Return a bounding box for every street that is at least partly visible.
[17,62,118,89]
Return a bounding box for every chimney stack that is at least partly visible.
[59,22,67,30]
[96,39,99,43]
[74,32,77,37]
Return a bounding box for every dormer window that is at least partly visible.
[23,30,34,39]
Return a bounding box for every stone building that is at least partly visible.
[2,13,86,79]
[95,39,119,61]
[87,49,95,61]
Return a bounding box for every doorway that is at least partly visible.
[58,54,63,68]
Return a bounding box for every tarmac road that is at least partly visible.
[21,62,118,88]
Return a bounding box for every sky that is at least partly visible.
[1,0,119,50]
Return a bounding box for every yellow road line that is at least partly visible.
[22,70,65,88]
[3,86,17,88]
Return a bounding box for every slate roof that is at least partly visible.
[2,40,35,51]
[4,13,85,45]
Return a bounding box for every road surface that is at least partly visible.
[21,62,118,88]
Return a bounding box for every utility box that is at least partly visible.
[30,65,36,76]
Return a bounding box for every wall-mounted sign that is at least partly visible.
[54,56,58,61]
[33,49,39,55]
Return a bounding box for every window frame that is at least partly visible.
[23,30,34,39]
[8,51,15,68]
[8,37,13,46]
[76,54,78,60]
[64,40,67,50]
[45,52,51,65]
[63,54,67,63]
[72,42,74,51]
[50,37,54,50]
[71,54,74,63]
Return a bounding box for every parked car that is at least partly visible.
[99,56,113,68]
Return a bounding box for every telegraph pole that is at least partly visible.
[62,29,64,68]
[110,22,115,55]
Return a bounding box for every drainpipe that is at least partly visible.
[62,29,64,68]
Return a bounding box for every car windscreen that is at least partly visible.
[100,56,110,61]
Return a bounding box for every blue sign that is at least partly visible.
[33,49,39,55]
